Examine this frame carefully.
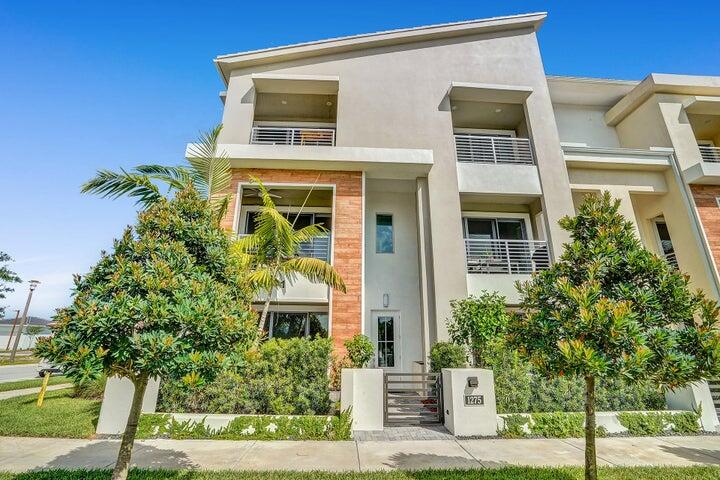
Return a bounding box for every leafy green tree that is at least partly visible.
[509,192,720,480]
[447,291,509,367]
[35,188,256,480]
[429,341,467,372]
[232,178,346,343]
[0,251,21,318]
[81,124,232,221]
[344,334,374,368]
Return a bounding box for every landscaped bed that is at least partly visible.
[0,467,719,479]
[0,388,100,438]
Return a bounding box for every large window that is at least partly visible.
[245,211,331,234]
[463,217,526,240]
[266,312,329,339]
[376,214,394,253]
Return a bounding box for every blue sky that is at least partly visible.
[1,1,719,318]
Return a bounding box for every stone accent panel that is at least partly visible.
[222,168,363,354]
[691,185,720,271]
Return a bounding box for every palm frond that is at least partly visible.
[293,224,329,244]
[187,124,232,199]
[249,176,277,210]
[246,267,281,292]
[210,194,231,225]
[255,206,297,258]
[134,165,198,191]
[282,257,347,293]
[81,168,164,208]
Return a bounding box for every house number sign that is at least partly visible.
[464,394,484,406]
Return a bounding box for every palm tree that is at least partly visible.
[81,124,232,221]
[232,178,346,343]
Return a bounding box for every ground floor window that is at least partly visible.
[377,314,396,367]
[267,311,329,339]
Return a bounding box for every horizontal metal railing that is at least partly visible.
[238,233,331,262]
[251,126,336,146]
[700,146,720,163]
[664,251,679,270]
[465,238,550,274]
[455,135,534,165]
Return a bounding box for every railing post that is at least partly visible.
[505,241,511,273]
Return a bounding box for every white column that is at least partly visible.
[96,376,160,435]
[442,368,497,436]
[340,368,383,431]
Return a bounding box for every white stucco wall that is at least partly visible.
[364,180,424,372]
[553,104,621,148]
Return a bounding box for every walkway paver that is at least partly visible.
[2,435,720,472]
[0,383,72,400]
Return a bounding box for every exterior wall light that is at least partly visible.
[382,293,390,308]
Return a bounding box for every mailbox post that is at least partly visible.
[441,368,497,436]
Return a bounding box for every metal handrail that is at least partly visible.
[455,135,534,165]
[237,233,331,262]
[251,126,336,146]
[700,146,720,163]
[465,238,549,274]
[664,251,679,269]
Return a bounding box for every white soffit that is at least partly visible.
[251,73,340,95]
[546,76,637,107]
[684,96,720,115]
[448,81,533,104]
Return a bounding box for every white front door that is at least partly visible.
[372,310,401,371]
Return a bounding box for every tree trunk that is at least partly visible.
[111,374,149,480]
[255,294,273,346]
[584,375,597,480]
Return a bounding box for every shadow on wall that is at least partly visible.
[27,441,195,472]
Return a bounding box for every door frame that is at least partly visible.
[371,310,402,372]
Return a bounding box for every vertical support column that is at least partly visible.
[341,368,384,431]
[416,177,436,362]
[607,187,642,237]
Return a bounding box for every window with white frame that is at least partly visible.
[265,312,329,339]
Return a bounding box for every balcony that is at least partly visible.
[239,233,331,262]
[700,146,720,163]
[455,135,534,165]
[465,238,550,274]
[250,126,335,146]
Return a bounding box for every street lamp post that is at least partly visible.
[9,280,40,362]
[4,309,21,350]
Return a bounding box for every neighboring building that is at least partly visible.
[192,12,720,373]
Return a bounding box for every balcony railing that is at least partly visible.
[664,251,679,270]
[700,145,720,163]
[465,238,550,274]
[238,234,331,262]
[455,135,534,165]
[251,126,336,146]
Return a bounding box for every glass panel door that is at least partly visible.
[375,312,398,368]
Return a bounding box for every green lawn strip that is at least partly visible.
[0,388,99,438]
[0,467,719,480]
[0,376,70,392]
[0,356,39,366]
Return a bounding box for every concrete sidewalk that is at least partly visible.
[2,435,720,472]
[0,384,72,400]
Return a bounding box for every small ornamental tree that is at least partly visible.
[447,291,509,367]
[509,192,720,480]
[35,188,256,480]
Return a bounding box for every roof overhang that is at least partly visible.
[606,74,720,126]
[214,13,547,85]
[186,144,433,179]
[251,73,340,95]
[546,75,638,107]
[683,96,720,116]
[448,81,533,104]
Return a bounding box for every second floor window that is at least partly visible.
[376,214,394,253]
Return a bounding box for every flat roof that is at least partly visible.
[214,13,547,84]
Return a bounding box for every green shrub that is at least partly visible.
[618,411,701,436]
[531,412,584,438]
[158,337,332,415]
[618,412,668,436]
[344,334,374,368]
[447,292,509,367]
[429,342,466,372]
[72,375,107,400]
[498,414,529,438]
[485,344,532,414]
[138,411,352,440]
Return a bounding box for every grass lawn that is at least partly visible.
[0,388,99,438]
[0,467,719,479]
[0,376,69,392]
[0,356,39,366]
